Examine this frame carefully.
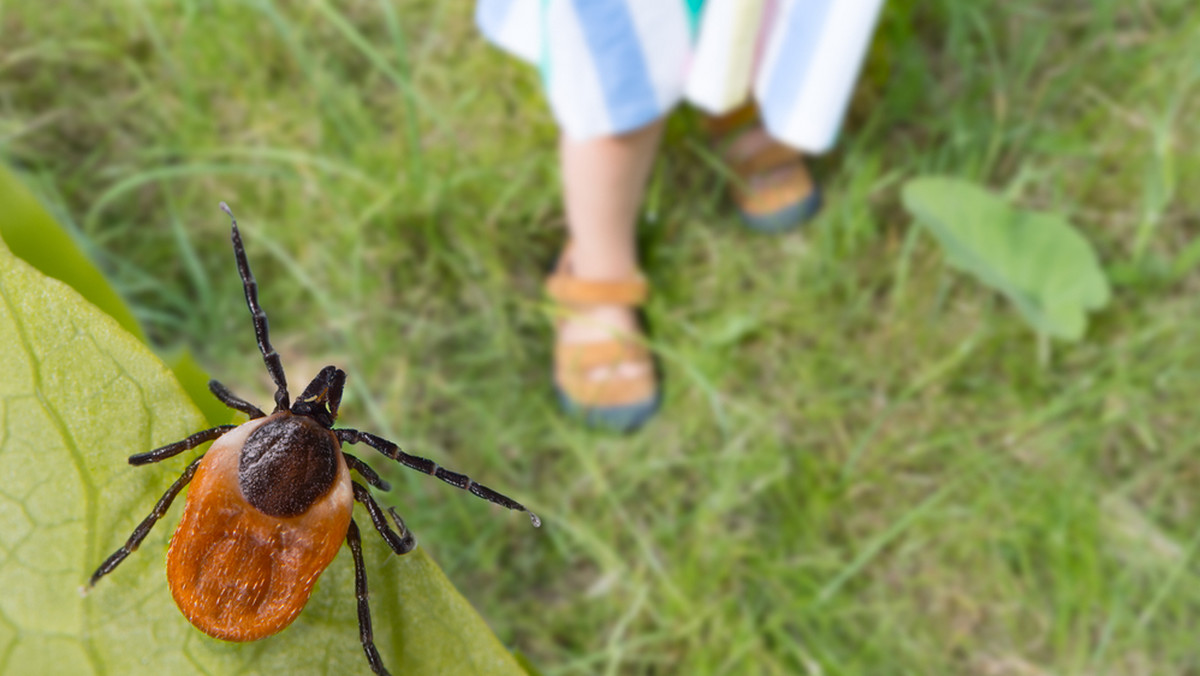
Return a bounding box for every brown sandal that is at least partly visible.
[546,246,660,431]
[707,103,823,232]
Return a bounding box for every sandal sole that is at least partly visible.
[555,385,661,433]
[739,185,823,233]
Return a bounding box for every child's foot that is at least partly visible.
[547,247,659,432]
[708,105,823,232]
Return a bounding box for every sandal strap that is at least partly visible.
[705,102,803,178]
[555,337,657,406]
[731,142,801,178]
[705,101,759,139]
[556,339,648,372]
[546,273,648,307]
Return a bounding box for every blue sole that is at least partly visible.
[555,386,661,433]
[739,186,823,233]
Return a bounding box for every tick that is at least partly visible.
[88,202,539,676]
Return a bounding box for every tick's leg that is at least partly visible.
[128,426,236,466]
[88,456,203,587]
[208,379,266,419]
[221,202,290,413]
[347,519,391,676]
[337,428,541,527]
[387,507,414,550]
[344,453,391,491]
[352,481,416,555]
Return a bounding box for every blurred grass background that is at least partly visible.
[3,1,1200,673]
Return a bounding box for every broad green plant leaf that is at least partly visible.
[0,236,528,674]
[0,165,229,426]
[0,165,143,340]
[902,177,1110,341]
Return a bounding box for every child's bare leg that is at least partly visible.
[558,120,664,383]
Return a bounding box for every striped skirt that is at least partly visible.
[477,0,885,153]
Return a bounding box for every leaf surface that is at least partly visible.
[902,177,1110,340]
[0,223,527,675]
[0,166,230,426]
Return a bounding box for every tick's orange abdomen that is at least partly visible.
[166,414,353,642]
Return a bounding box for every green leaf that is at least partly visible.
[0,164,144,341]
[0,238,528,674]
[902,177,1111,341]
[0,165,236,422]
[0,165,232,426]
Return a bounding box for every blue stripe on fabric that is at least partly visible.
[762,0,835,124]
[684,0,706,37]
[539,0,552,84]
[476,0,516,41]
[571,0,663,134]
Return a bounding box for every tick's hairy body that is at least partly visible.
[168,413,352,641]
[87,203,539,676]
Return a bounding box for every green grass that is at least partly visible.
[4,0,1200,673]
